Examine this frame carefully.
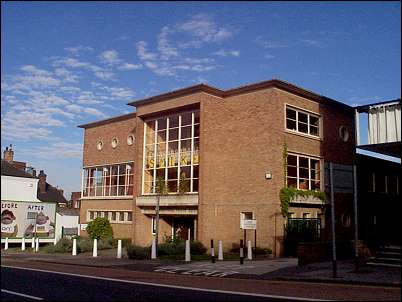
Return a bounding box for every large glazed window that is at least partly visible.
[287,154,321,190]
[143,110,200,194]
[286,106,320,137]
[82,162,134,197]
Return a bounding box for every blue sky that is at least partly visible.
[1,1,401,198]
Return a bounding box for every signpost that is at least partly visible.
[241,219,257,260]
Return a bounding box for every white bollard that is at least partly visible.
[35,237,39,252]
[117,239,122,259]
[21,237,26,251]
[92,238,98,257]
[247,240,252,260]
[151,238,156,259]
[185,239,191,262]
[53,236,57,246]
[218,240,223,260]
[72,238,77,256]
[31,237,35,249]
[5,237,9,250]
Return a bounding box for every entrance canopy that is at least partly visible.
[355,99,401,158]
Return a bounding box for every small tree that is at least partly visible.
[86,217,113,240]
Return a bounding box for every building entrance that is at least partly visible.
[172,217,195,241]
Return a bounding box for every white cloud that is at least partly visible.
[254,36,287,49]
[212,49,240,57]
[99,50,121,65]
[83,107,106,117]
[178,13,233,44]
[264,54,275,59]
[54,68,79,83]
[21,65,52,76]
[26,142,83,159]
[157,26,179,60]
[65,45,94,56]
[300,39,323,47]
[137,41,158,61]
[117,62,143,70]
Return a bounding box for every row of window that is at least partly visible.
[367,172,400,195]
[96,134,135,151]
[143,111,200,194]
[87,210,132,223]
[82,162,134,197]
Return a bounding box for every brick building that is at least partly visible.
[78,79,356,256]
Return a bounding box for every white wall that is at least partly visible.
[55,213,80,242]
[1,175,40,202]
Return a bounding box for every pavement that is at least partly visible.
[1,247,401,287]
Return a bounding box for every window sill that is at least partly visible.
[285,129,322,141]
[81,196,134,200]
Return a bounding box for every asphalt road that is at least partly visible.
[1,267,296,302]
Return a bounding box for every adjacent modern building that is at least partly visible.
[78,79,360,255]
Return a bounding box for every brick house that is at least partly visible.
[78,79,356,256]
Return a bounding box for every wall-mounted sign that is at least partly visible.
[241,219,257,230]
[1,201,56,239]
[80,223,88,231]
[146,151,199,169]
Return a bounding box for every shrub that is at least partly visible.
[157,240,207,256]
[85,217,113,240]
[190,241,207,255]
[126,245,150,259]
[43,238,72,253]
[230,243,272,256]
[76,238,93,253]
[76,237,113,253]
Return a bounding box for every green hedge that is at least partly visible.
[126,245,150,259]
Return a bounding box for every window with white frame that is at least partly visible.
[143,110,200,194]
[286,106,320,137]
[82,162,134,197]
[287,153,321,190]
[87,210,132,223]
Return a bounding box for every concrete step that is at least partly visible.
[369,257,401,265]
[366,262,401,268]
[377,251,401,258]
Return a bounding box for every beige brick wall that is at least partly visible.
[80,198,134,239]
[79,85,355,255]
[83,117,136,167]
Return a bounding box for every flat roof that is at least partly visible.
[78,112,136,129]
[127,78,354,111]
[354,99,401,112]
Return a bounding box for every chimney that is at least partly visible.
[32,169,37,178]
[38,170,47,194]
[3,144,14,162]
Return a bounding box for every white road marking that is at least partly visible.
[1,289,43,300]
[2,265,328,301]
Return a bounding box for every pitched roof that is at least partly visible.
[127,78,353,111]
[1,160,36,179]
[37,183,68,204]
[57,207,79,216]
[77,112,136,129]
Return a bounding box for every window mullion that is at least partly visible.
[142,123,147,195]
[296,111,299,132]
[308,158,311,190]
[296,156,300,189]
[178,115,182,191]
[153,120,158,194]
[307,114,310,135]
[190,112,194,193]
[165,117,169,190]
